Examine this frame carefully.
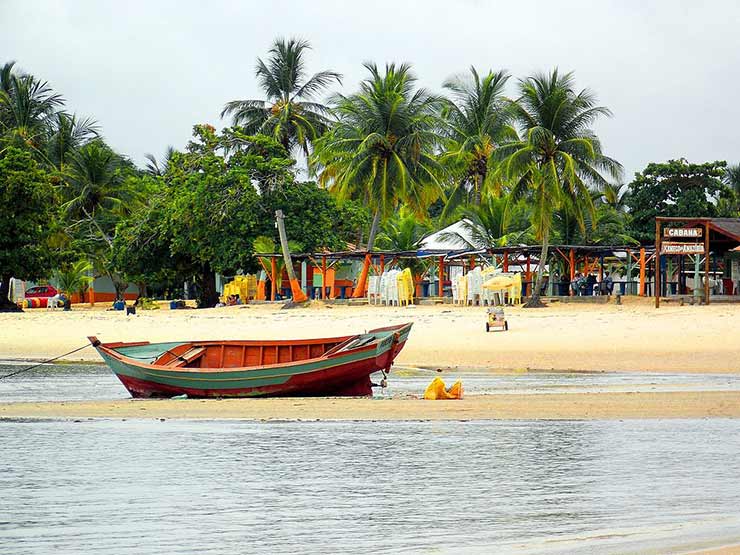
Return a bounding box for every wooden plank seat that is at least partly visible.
[154,345,206,368]
[163,346,207,367]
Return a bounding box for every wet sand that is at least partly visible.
[1,297,740,373]
[2,391,740,421]
[687,547,740,555]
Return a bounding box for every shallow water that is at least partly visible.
[2,363,740,402]
[1,419,740,554]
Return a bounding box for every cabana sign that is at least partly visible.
[660,242,705,255]
[663,227,702,238]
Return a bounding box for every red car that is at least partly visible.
[24,285,59,308]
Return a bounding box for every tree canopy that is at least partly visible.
[626,159,729,243]
[0,148,55,310]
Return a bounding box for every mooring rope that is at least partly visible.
[0,344,92,380]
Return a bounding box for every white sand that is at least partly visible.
[1,297,739,373]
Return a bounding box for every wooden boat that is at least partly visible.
[88,323,412,398]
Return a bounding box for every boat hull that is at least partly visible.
[93,323,411,398]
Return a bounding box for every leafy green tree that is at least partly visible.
[258,181,371,252]
[112,179,183,298]
[221,38,341,157]
[0,148,55,311]
[626,159,729,242]
[440,67,516,208]
[499,69,622,306]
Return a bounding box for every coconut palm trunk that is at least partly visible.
[352,208,381,298]
[525,228,550,308]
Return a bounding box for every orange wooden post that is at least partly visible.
[438,256,445,297]
[526,254,531,295]
[569,249,575,296]
[380,254,385,274]
[639,248,646,296]
[271,257,278,301]
[321,255,327,300]
[352,253,372,298]
[470,255,476,269]
[89,286,95,307]
[503,249,509,272]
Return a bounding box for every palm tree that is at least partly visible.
[0,61,65,158]
[441,193,533,249]
[725,163,740,194]
[221,38,341,157]
[313,62,444,296]
[143,146,176,176]
[61,140,139,300]
[600,182,630,213]
[54,259,94,300]
[440,67,516,208]
[376,209,432,277]
[46,112,99,170]
[499,69,622,307]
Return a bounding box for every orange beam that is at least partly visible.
[271,257,278,301]
[639,248,646,297]
[569,249,575,296]
[352,254,372,298]
[321,255,327,300]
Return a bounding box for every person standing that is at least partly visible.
[586,272,597,296]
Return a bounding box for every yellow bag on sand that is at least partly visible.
[423,377,464,400]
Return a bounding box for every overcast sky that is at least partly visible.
[2,0,739,180]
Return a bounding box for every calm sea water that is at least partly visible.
[2,365,740,554]
[1,419,740,554]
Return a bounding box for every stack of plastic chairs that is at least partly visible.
[223,274,258,302]
[454,274,468,305]
[367,275,381,305]
[397,268,414,306]
[379,270,398,306]
[479,267,498,306]
[509,272,522,305]
[466,267,483,306]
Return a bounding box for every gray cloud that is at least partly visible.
[2,0,739,179]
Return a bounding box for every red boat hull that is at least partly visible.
[91,323,411,398]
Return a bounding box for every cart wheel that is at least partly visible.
[486,322,490,332]
[504,321,509,331]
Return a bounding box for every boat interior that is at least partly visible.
[148,334,377,369]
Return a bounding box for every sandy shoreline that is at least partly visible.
[3,391,740,421]
[1,298,740,373]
